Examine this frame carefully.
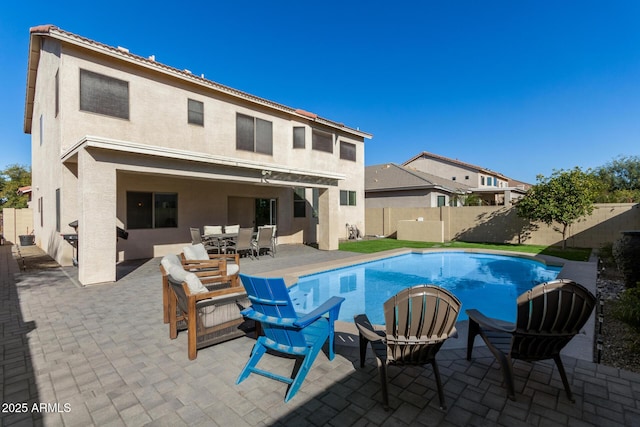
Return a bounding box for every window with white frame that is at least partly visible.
[340,190,356,206]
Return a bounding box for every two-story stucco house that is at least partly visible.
[24,25,371,285]
[403,151,528,205]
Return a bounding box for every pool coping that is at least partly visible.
[262,248,598,361]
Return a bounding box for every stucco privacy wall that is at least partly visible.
[366,203,640,248]
[1,208,34,245]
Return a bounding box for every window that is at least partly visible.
[487,177,493,186]
[293,127,305,149]
[38,197,43,227]
[55,70,59,117]
[236,113,273,154]
[481,176,485,185]
[312,129,333,153]
[452,177,456,181]
[340,190,356,206]
[39,115,43,146]
[465,175,469,180]
[437,195,446,207]
[340,141,356,161]
[55,189,60,232]
[80,69,129,119]
[293,188,306,218]
[188,99,204,126]
[312,188,319,218]
[127,192,178,229]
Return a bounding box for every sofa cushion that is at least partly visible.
[227,263,240,276]
[184,272,209,294]
[183,243,209,261]
[161,254,182,271]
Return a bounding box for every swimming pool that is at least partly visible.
[287,252,561,323]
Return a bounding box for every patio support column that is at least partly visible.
[504,190,512,206]
[77,148,117,285]
[317,187,339,250]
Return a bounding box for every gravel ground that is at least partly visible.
[11,244,640,373]
[597,274,640,373]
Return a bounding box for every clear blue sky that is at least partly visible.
[2,1,639,184]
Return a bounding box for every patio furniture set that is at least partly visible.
[159,247,596,408]
[190,225,276,259]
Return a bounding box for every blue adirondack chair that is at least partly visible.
[236,274,345,402]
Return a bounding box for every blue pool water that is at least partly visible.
[288,252,561,324]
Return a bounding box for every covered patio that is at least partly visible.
[60,137,350,285]
[2,243,639,426]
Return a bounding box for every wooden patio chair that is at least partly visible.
[163,257,250,360]
[160,250,238,324]
[354,285,461,410]
[236,274,345,402]
[466,279,596,402]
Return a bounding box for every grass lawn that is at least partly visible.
[338,238,592,262]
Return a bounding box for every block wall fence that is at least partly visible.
[365,203,640,248]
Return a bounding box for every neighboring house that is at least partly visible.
[24,25,371,285]
[365,163,471,208]
[402,151,528,205]
[17,186,33,208]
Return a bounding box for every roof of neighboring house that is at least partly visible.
[24,25,372,140]
[403,151,510,180]
[365,163,472,194]
[17,186,32,195]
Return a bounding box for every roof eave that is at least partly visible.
[24,25,372,140]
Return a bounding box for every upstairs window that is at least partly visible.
[236,113,273,155]
[339,141,356,161]
[80,69,129,119]
[293,126,305,149]
[188,99,204,126]
[312,129,333,153]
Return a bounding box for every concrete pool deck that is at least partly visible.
[3,243,638,426]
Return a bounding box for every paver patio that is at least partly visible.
[1,243,639,426]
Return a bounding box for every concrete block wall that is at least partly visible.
[1,208,34,245]
[366,203,640,248]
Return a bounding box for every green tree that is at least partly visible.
[0,164,32,208]
[594,155,640,202]
[515,167,603,249]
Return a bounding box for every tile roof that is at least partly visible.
[24,25,371,139]
[365,163,471,193]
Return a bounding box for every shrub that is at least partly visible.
[613,232,640,288]
[612,287,640,330]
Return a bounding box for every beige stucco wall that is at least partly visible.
[28,34,368,284]
[1,208,34,245]
[367,204,640,248]
[397,220,444,242]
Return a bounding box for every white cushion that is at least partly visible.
[204,225,222,235]
[167,264,189,283]
[160,254,181,271]
[184,272,208,294]
[224,224,239,234]
[183,243,209,261]
[227,263,240,276]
